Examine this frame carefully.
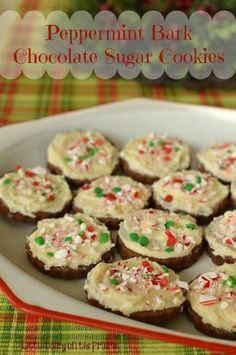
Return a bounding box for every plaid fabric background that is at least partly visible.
[0,0,236,354]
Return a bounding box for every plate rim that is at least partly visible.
[0,98,236,352]
[1,277,236,353]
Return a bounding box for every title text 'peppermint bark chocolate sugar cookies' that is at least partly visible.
[187,264,236,340]
[120,133,191,184]
[73,175,151,229]
[26,213,114,279]
[84,257,188,325]
[205,211,236,265]
[197,143,236,183]
[117,209,203,271]
[152,170,229,225]
[47,130,119,186]
[0,166,72,223]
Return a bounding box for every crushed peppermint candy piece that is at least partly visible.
[199,295,218,306]
[54,249,68,259]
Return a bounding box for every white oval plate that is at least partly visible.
[0,99,235,353]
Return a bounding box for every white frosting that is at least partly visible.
[0,167,72,217]
[120,133,190,178]
[27,213,114,269]
[152,170,229,217]
[118,209,202,259]
[205,211,236,259]
[85,257,187,316]
[73,176,151,220]
[197,143,236,183]
[47,130,119,181]
[187,264,236,332]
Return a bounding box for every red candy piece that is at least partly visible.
[162,144,172,154]
[172,178,183,184]
[106,193,116,201]
[160,277,168,287]
[32,181,39,187]
[139,149,145,155]
[87,226,95,233]
[48,195,56,201]
[25,170,36,178]
[165,230,177,246]
[142,261,150,268]
[164,195,173,202]
[81,234,86,240]
[133,191,139,199]
[82,184,91,190]
[164,156,171,161]
[15,165,22,171]
[94,138,103,146]
[90,234,96,240]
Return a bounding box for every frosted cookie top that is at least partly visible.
[118,209,202,259]
[187,264,236,332]
[120,133,190,178]
[0,166,72,218]
[85,257,188,316]
[73,176,151,220]
[47,130,119,181]
[205,211,236,259]
[152,170,229,217]
[27,213,114,269]
[197,143,236,183]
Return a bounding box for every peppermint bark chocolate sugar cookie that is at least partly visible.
[117,209,203,271]
[73,176,151,229]
[197,143,236,183]
[205,211,236,265]
[187,264,236,340]
[47,130,119,186]
[26,213,114,279]
[152,170,229,225]
[84,257,188,325]
[0,166,72,223]
[120,133,191,184]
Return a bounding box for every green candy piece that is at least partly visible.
[174,146,180,152]
[34,236,45,246]
[47,252,54,257]
[129,232,139,241]
[186,223,196,230]
[165,220,175,229]
[78,155,86,161]
[195,176,202,184]
[165,247,174,253]
[77,218,84,225]
[87,147,98,157]
[100,233,109,243]
[219,165,225,170]
[110,278,119,285]
[79,231,85,236]
[184,183,195,191]
[139,236,149,247]
[149,141,155,147]
[94,187,105,198]
[158,139,164,145]
[3,178,11,185]
[64,236,73,243]
[162,266,169,273]
[228,276,236,288]
[112,187,122,193]
[227,149,233,154]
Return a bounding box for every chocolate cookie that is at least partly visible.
[73,176,151,229]
[84,257,188,325]
[205,211,236,265]
[0,166,72,223]
[152,170,229,225]
[25,213,115,279]
[187,264,236,340]
[117,209,204,271]
[47,130,119,186]
[120,133,191,184]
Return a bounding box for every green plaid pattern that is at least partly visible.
[0,0,236,354]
